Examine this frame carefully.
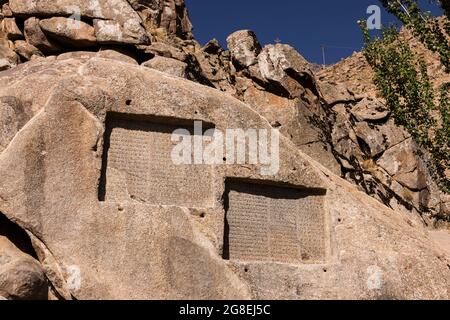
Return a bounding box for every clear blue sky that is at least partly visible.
[186,0,443,65]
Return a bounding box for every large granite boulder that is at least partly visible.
[0,236,48,300]
[0,56,448,299]
[129,0,193,40]
[227,30,261,69]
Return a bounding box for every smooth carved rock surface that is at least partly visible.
[0,57,448,299]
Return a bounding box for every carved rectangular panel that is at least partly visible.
[224,181,326,264]
[101,117,214,208]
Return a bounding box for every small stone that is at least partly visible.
[24,17,61,54]
[39,17,97,47]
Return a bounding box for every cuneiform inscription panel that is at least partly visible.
[102,117,214,208]
[225,182,326,264]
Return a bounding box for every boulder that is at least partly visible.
[24,17,61,54]
[351,98,390,122]
[1,3,13,17]
[10,0,150,45]
[354,122,386,157]
[13,40,42,61]
[0,38,19,70]
[251,44,314,98]
[142,56,187,78]
[319,81,355,106]
[39,17,97,47]
[377,139,418,177]
[203,38,222,55]
[140,42,187,61]
[0,18,23,40]
[0,236,48,300]
[0,57,448,299]
[227,30,261,69]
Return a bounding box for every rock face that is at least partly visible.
[0,0,449,300]
[128,0,194,40]
[0,56,448,300]
[316,27,450,220]
[0,0,195,70]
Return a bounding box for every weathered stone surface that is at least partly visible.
[0,36,19,70]
[251,44,315,98]
[378,119,410,148]
[319,81,354,106]
[0,57,448,300]
[203,38,222,55]
[242,85,341,175]
[430,230,450,257]
[0,17,23,40]
[13,40,42,60]
[227,30,261,68]
[354,122,386,157]
[0,236,48,300]
[39,17,97,47]
[377,139,418,177]
[441,194,450,216]
[24,17,61,53]
[376,139,431,192]
[140,42,187,61]
[93,18,148,45]
[142,56,187,78]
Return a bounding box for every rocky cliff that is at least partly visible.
[0,0,449,300]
